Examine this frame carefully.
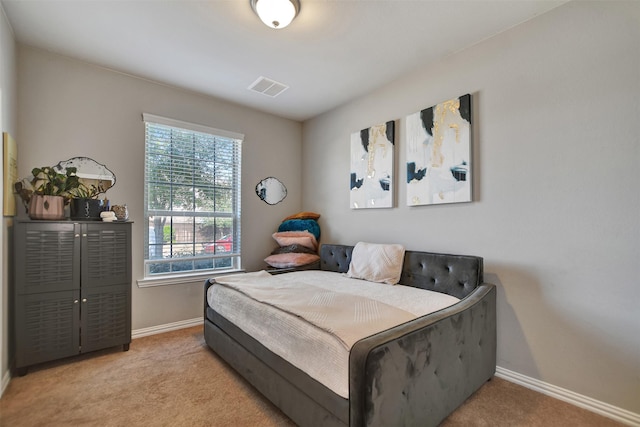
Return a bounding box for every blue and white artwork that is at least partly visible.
[406,94,472,206]
[350,121,395,209]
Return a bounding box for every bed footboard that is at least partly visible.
[349,284,496,427]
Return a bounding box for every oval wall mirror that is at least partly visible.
[54,157,116,195]
[256,177,287,205]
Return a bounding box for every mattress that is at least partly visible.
[207,270,459,398]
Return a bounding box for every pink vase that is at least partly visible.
[28,195,65,220]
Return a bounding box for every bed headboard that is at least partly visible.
[319,244,484,299]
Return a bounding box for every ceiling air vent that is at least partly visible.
[248,76,289,97]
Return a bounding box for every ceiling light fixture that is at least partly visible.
[250,0,300,30]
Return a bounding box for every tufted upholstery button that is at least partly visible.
[330,244,483,298]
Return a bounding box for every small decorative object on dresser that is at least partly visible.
[100,210,117,222]
[69,183,106,220]
[111,204,129,221]
[63,157,115,220]
[14,165,80,220]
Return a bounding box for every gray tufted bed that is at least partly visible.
[204,244,496,426]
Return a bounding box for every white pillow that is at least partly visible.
[346,242,405,285]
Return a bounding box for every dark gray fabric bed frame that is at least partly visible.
[204,244,496,426]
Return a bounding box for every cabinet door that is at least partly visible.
[80,284,131,353]
[15,222,80,294]
[81,223,131,288]
[15,291,80,368]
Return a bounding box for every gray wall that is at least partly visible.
[15,46,302,331]
[302,1,639,414]
[3,0,639,417]
[0,3,17,393]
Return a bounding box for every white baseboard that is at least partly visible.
[1,369,10,398]
[496,366,640,426]
[132,317,202,339]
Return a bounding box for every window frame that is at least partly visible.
[139,113,243,286]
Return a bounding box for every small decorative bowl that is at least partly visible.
[111,205,129,221]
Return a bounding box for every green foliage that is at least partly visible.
[68,182,105,199]
[14,166,81,210]
[30,166,80,196]
[163,225,174,243]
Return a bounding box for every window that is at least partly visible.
[142,114,242,278]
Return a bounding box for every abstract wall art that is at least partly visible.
[350,120,395,209]
[3,132,17,216]
[406,94,472,206]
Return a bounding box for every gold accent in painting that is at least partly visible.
[3,132,18,216]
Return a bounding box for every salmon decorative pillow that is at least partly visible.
[264,253,320,269]
[272,231,318,251]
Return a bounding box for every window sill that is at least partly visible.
[137,269,245,288]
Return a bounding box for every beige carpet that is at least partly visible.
[0,326,623,427]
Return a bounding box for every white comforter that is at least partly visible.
[208,270,459,398]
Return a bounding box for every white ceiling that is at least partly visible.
[2,0,567,121]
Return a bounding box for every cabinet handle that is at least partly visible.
[82,233,87,237]
[74,299,79,304]
[82,298,87,303]
[75,234,80,238]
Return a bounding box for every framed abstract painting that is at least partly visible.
[3,132,17,216]
[350,120,395,209]
[406,94,472,206]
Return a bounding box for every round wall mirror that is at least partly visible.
[256,177,287,205]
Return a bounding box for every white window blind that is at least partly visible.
[142,114,242,277]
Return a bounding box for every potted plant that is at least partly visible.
[68,182,107,220]
[14,166,80,220]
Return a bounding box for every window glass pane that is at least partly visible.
[170,259,195,273]
[147,184,173,210]
[214,165,233,187]
[215,188,233,213]
[147,262,170,275]
[172,184,196,212]
[144,118,241,277]
[147,215,170,259]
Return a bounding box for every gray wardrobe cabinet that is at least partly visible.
[13,220,132,375]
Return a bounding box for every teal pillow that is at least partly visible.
[278,219,320,240]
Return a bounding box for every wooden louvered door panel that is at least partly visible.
[82,223,131,288]
[14,222,80,294]
[81,284,131,353]
[15,290,80,367]
[79,222,131,353]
